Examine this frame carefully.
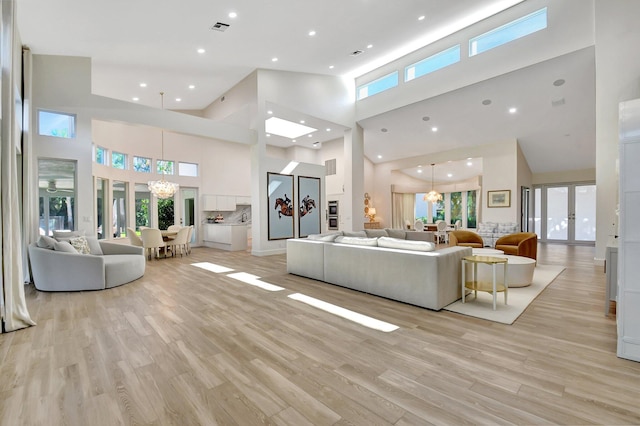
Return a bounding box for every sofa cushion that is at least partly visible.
[477,222,497,234]
[342,231,367,237]
[307,232,342,242]
[36,235,57,249]
[54,240,78,253]
[86,236,104,255]
[334,236,378,246]
[385,228,406,239]
[377,236,436,252]
[498,223,518,234]
[364,229,388,238]
[69,236,91,254]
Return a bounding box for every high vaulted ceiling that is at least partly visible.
[16,0,596,176]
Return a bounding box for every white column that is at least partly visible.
[343,124,364,231]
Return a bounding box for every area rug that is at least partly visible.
[443,264,565,324]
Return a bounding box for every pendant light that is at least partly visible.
[148,92,179,199]
[423,163,443,203]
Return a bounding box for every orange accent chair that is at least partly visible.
[448,230,484,248]
[494,232,538,260]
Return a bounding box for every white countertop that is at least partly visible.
[205,223,248,226]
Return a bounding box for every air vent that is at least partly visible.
[325,159,337,176]
[350,50,363,56]
[211,22,230,32]
[551,98,566,107]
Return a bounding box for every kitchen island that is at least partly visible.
[203,223,248,251]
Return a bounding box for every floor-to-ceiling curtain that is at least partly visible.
[391,192,416,229]
[1,0,36,332]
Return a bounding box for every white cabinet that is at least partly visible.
[202,195,237,211]
[203,224,247,251]
[236,196,251,205]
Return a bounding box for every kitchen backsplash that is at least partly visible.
[205,206,251,224]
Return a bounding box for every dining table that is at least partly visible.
[160,229,178,241]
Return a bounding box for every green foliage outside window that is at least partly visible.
[433,199,445,221]
[450,192,462,225]
[157,160,174,175]
[467,190,477,228]
[136,198,150,228]
[158,198,174,230]
[96,147,106,165]
[112,152,126,169]
[134,156,152,173]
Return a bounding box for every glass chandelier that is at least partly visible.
[423,163,442,203]
[148,92,179,199]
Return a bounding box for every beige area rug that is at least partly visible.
[443,264,565,324]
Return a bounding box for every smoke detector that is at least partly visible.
[211,22,230,32]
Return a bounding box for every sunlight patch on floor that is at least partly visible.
[288,293,399,332]
[226,272,285,292]
[191,262,235,273]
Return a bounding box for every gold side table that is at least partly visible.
[462,255,508,311]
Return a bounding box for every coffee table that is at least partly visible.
[472,248,504,255]
[462,255,508,310]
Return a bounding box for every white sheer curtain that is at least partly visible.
[1,2,36,332]
[391,192,416,229]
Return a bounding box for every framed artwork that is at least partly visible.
[487,189,511,208]
[298,176,321,238]
[267,172,294,240]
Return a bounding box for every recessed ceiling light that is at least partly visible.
[267,110,273,115]
[367,44,373,49]
[300,120,305,124]
[308,134,313,137]
[265,117,317,138]
[329,65,334,69]
[139,83,147,88]
[326,128,331,132]
[418,165,422,168]
[431,127,438,132]
[553,79,566,87]
[308,30,316,36]
[467,157,472,160]
[228,12,237,18]
[509,107,517,114]
[467,161,473,166]
[418,15,425,21]
[417,169,423,173]
[377,155,382,159]
[482,99,492,105]
[175,98,181,102]
[266,133,271,137]
[447,173,453,177]
[132,97,139,101]
[272,57,278,62]
[197,48,205,54]
[292,139,296,143]
[188,84,195,89]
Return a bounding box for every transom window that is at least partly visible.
[357,71,399,100]
[38,110,76,139]
[157,160,175,175]
[133,156,152,173]
[178,162,198,177]
[112,152,127,170]
[405,45,460,82]
[95,146,107,165]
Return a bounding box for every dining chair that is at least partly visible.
[435,220,449,244]
[186,225,194,255]
[166,226,190,257]
[414,220,424,231]
[454,219,462,230]
[127,227,143,247]
[141,228,167,260]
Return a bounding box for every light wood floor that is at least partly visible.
[1,243,639,425]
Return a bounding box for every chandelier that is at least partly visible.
[148,92,179,199]
[423,163,442,203]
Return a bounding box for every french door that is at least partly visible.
[534,183,596,244]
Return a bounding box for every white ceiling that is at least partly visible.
[16,0,595,176]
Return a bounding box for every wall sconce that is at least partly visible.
[367,207,377,223]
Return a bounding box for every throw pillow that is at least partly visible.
[342,231,367,237]
[307,232,342,242]
[54,240,78,253]
[36,235,57,249]
[377,236,436,252]
[364,229,388,238]
[385,228,406,239]
[53,230,84,241]
[85,236,104,255]
[69,236,91,254]
[334,236,378,246]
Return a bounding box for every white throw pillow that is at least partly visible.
[85,236,104,255]
[36,235,57,249]
[54,240,78,253]
[69,236,91,254]
[334,236,378,246]
[377,236,435,252]
[307,232,342,242]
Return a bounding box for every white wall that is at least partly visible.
[533,168,595,185]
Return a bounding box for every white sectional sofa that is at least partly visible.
[287,229,471,311]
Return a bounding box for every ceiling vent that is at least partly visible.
[350,50,363,56]
[211,22,230,32]
[551,98,566,107]
[325,159,337,176]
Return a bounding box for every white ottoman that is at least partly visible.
[472,248,504,255]
[464,255,536,288]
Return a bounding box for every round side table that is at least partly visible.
[461,255,508,311]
